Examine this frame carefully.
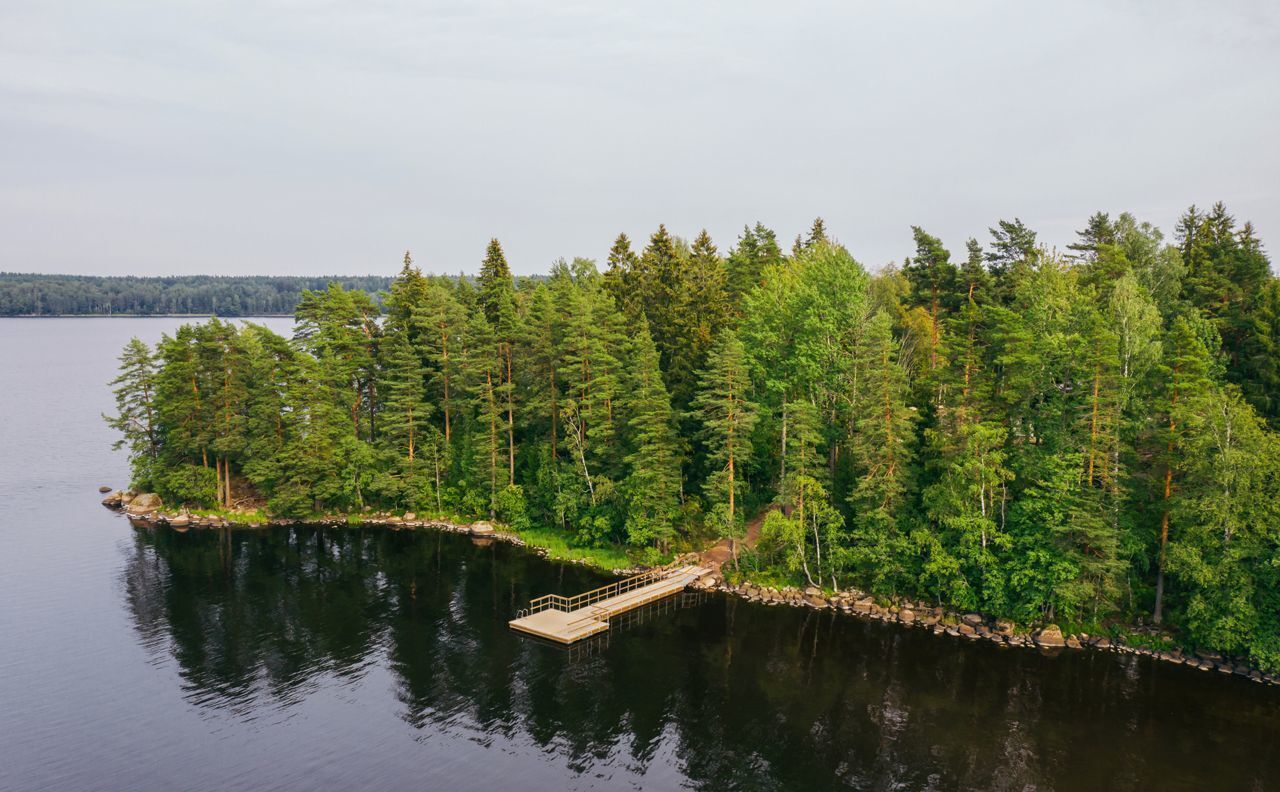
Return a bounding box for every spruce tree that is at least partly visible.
[847,311,916,592]
[1151,314,1217,624]
[620,320,681,552]
[691,331,758,565]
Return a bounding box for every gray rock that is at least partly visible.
[98,485,112,493]
[961,613,983,627]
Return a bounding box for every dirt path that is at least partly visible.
[699,506,773,572]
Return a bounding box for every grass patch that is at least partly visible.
[187,507,270,523]
[511,524,637,571]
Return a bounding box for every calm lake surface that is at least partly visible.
[2,317,1279,792]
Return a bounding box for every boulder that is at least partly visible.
[805,593,827,608]
[98,485,112,493]
[898,608,916,623]
[957,623,976,636]
[471,521,495,535]
[101,490,124,507]
[169,515,190,528]
[1094,637,1111,649]
[404,512,416,521]
[853,597,875,614]
[1065,636,1083,649]
[961,613,984,627]
[995,618,1016,635]
[126,493,163,515]
[1034,624,1066,648]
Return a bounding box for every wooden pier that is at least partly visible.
[509,564,709,644]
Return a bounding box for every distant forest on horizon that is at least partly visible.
[0,273,394,316]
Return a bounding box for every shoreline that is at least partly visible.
[101,489,1280,687]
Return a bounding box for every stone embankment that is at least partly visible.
[685,573,1280,686]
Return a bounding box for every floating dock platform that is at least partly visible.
[509,564,709,644]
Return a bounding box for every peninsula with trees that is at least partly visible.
[106,205,1280,672]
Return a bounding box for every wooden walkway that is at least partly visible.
[509,564,709,644]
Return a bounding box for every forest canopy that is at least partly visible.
[0,273,391,316]
[107,206,1280,671]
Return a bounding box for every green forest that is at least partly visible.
[0,273,391,316]
[107,205,1280,669]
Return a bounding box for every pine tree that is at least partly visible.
[987,218,1038,303]
[959,238,993,305]
[105,337,160,487]
[903,226,958,372]
[1068,212,1117,261]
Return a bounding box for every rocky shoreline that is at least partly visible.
[99,488,643,575]
[690,576,1280,686]
[100,487,1279,686]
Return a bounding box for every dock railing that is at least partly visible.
[524,565,682,616]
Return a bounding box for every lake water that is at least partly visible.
[2,317,1279,792]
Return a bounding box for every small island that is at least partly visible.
[105,211,1280,679]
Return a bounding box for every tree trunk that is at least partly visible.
[487,370,498,520]
[441,329,451,443]
[1154,465,1173,624]
[505,344,515,486]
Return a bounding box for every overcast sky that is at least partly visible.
[2,1,1277,277]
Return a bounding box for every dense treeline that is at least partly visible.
[0,273,391,316]
[109,205,1280,669]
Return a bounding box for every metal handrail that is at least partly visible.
[525,564,689,616]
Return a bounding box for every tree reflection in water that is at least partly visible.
[121,525,1280,791]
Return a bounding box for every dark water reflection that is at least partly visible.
[121,525,1280,791]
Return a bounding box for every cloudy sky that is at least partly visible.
[2,1,1277,277]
